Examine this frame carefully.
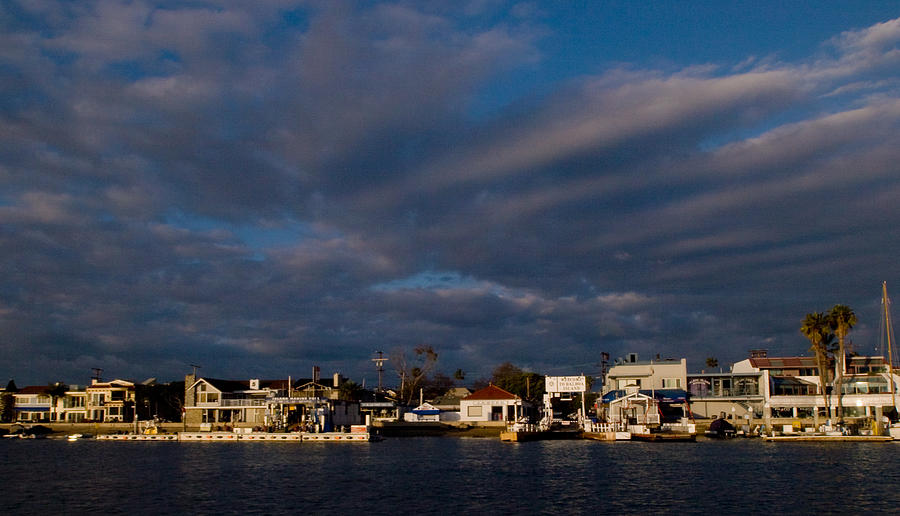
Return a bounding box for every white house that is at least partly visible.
[459,384,526,424]
[604,354,687,392]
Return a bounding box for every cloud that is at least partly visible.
[3,4,900,385]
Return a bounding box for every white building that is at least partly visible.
[86,379,136,422]
[604,354,687,392]
[56,388,87,422]
[459,385,527,424]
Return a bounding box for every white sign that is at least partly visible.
[545,376,587,393]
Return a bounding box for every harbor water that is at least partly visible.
[3,437,899,514]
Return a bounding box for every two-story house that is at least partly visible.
[13,386,52,422]
[86,379,136,422]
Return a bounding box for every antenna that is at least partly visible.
[91,368,103,382]
[190,364,201,377]
[372,351,388,392]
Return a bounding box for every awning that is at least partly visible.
[772,377,815,387]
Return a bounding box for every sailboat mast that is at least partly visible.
[883,281,896,411]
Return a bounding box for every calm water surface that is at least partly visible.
[3,437,899,515]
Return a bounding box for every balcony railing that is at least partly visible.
[195,398,269,408]
[690,388,760,398]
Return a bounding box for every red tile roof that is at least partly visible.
[463,384,519,401]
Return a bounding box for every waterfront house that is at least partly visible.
[686,367,767,422]
[86,379,136,422]
[459,384,527,424]
[183,374,362,431]
[13,386,51,422]
[603,353,687,392]
[601,354,692,425]
[56,387,87,422]
[733,351,899,424]
[184,377,271,426]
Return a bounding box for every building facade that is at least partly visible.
[183,374,362,431]
[603,354,688,393]
[86,379,136,422]
[13,386,51,422]
[459,384,526,423]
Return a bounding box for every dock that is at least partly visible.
[95,425,377,442]
[762,434,893,442]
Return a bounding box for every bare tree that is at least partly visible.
[391,345,438,406]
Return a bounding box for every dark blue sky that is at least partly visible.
[3,1,900,387]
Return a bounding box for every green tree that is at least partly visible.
[490,362,545,403]
[1,380,18,423]
[705,357,719,369]
[453,369,465,381]
[0,393,13,423]
[828,304,857,423]
[801,312,835,419]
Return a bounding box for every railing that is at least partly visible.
[584,421,627,433]
[195,399,269,408]
[506,422,542,433]
[690,388,761,398]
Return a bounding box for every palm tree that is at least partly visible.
[801,312,834,419]
[337,380,364,402]
[828,304,857,423]
[45,382,69,423]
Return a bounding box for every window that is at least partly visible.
[617,379,641,390]
[662,378,681,389]
[689,379,710,396]
[65,396,85,408]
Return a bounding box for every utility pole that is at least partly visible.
[600,352,610,391]
[372,351,388,392]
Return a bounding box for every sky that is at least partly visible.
[4,1,900,388]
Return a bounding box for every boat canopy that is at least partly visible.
[410,402,440,415]
[410,409,440,415]
[601,389,690,404]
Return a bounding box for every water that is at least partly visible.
[3,437,899,515]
